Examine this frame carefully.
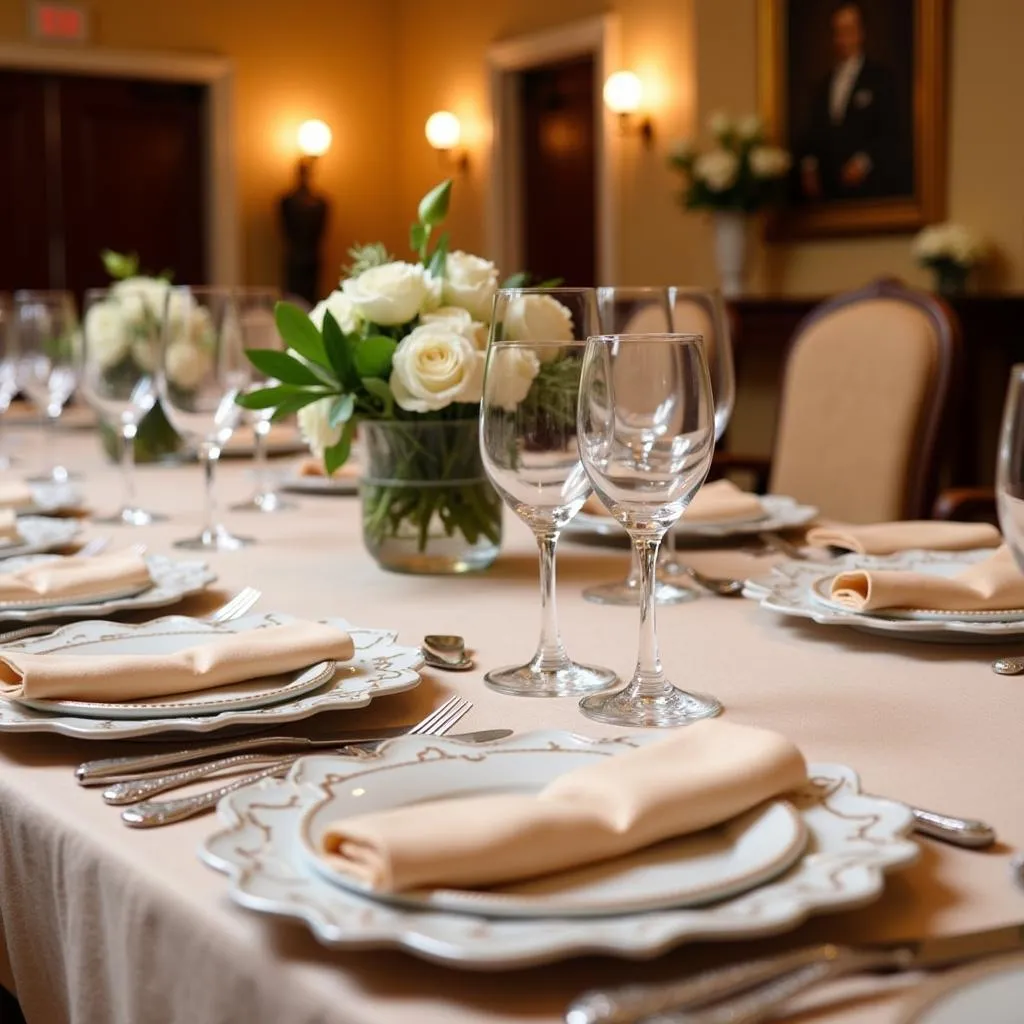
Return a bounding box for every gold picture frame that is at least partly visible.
[760,0,948,239]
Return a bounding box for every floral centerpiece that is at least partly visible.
[89,251,210,462]
[912,223,987,296]
[668,112,791,296]
[238,179,565,574]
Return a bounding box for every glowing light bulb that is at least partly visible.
[297,119,332,157]
[425,111,461,150]
[603,71,643,115]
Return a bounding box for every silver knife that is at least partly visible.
[76,724,488,784]
[566,922,1024,1024]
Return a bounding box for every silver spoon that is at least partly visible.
[423,634,467,664]
[992,657,1024,676]
[1011,852,1024,890]
[679,565,745,598]
[422,648,475,672]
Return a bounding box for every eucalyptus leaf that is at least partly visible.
[328,393,356,428]
[274,301,328,367]
[417,179,452,226]
[244,348,324,386]
[321,311,360,389]
[354,335,398,378]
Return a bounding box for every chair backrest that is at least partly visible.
[768,279,959,522]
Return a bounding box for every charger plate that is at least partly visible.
[201,731,918,969]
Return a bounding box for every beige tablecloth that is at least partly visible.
[0,426,1021,1024]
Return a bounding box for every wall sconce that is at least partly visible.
[425,110,468,171]
[603,72,654,147]
[297,118,333,161]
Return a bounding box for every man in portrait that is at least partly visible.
[798,1,902,201]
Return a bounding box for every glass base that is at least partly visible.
[485,661,617,698]
[583,576,698,607]
[93,506,167,527]
[28,466,80,483]
[579,683,723,728]
[230,491,297,513]
[173,524,254,552]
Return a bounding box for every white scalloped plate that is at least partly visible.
[0,613,422,737]
[0,516,81,560]
[200,732,918,969]
[0,479,86,517]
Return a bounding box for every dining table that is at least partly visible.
[0,420,1021,1024]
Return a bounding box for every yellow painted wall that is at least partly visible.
[0,0,402,292]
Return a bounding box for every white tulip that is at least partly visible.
[389,323,483,412]
[342,261,429,326]
[694,149,740,192]
[83,300,131,370]
[310,290,360,334]
[297,396,343,457]
[442,251,499,323]
[485,346,541,412]
[749,145,792,178]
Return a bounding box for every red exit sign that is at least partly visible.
[30,2,89,43]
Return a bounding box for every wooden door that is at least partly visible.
[519,56,597,287]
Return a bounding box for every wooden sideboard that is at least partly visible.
[725,294,1024,488]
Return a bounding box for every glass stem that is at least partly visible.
[632,532,669,696]
[253,416,270,496]
[46,408,63,478]
[200,440,221,539]
[531,530,569,672]
[120,422,138,511]
[627,545,642,586]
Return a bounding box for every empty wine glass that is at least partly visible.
[157,286,253,551]
[480,288,617,697]
[582,286,695,607]
[997,365,1024,567]
[13,290,79,482]
[229,287,296,514]
[80,288,167,525]
[0,295,17,470]
[577,333,721,727]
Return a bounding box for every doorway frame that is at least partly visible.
[0,43,238,285]
[487,15,621,285]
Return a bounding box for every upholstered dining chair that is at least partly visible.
[718,279,960,523]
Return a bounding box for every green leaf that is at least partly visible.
[354,335,397,378]
[269,392,323,421]
[236,385,295,410]
[323,419,358,475]
[244,349,324,386]
[321,311,360,390]
[362,376,395,416]
[426,231,450,278]
[410,222,429,256]
[537,276,564,287]
[274,301,328,367]
[100,249,139,280]
[501,271,530,288]
[417,179,452,226]
[328,393,356,428]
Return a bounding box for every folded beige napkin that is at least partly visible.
[297,456,361,480]
[0,481,33,511]
[319,718,808,893]
[830,546,1024,612]
[806,520,1001,555]
[0,620,354,702]
[0,509,20,545]
[0,551,153,606]
[584,480,763,524]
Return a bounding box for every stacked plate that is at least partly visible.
[0,613,423,738]
[201,730,918,968]
[563,494,818,547]
[745,549,1021,643]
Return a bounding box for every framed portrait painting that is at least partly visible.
[759,0,949,238]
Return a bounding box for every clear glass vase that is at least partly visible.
[360,419,502,574]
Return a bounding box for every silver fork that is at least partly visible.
[118,696,473,828]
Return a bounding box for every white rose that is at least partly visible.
[389,323,483,413]
[342,261,428,326]
[111,276,171,322]
[694,149,740,192]
[310,290,360,334]
[502,294,574,362]
[165,339,213,391]
[749,145,792,178]
[297,397,343,457]
[83,300,130,370]
[485,346,541,412]
[421,306,488,350]
[442,251,499,323]
[707,111,733,140]
[736,114,763,141]
[131,337,160,373]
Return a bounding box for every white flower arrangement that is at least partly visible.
[912,223,987,270]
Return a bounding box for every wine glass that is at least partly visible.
[577,333,722,727]
[480,288,617,697]
[157,286,253,551]
[997,364,1024,567]
[0,295,18,470]
[13,290,79,482]
[660,287,736,577]
[79,288,167,525]
[582,287,695,607]
[229,287,296,514]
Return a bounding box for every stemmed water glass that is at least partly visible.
[229,287,296,514]
[13,290,79,482]
[0,295,18,470]
[997,365,1024,566]
[480,288,617,697]
[80,288,167,525]
[577,333,721,726]
[157,286,253,551]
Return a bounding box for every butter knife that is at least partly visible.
[566,922,1024,1024]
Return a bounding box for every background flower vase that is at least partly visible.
[360,419,501,574]
[99,399,184,464]
[913,223,986,298]
[712,212,748,298]
[932,260,970,297]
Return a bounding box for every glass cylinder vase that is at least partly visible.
[360,419,502,574]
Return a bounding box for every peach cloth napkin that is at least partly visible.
[830,546,1024,612]
[0,551,153,605]
[0,621,354,702]
[319,718,808,893]
[806,520,1001,555]
[0,481,33,511]
[584,480,763,524]
[0,509,20,545]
